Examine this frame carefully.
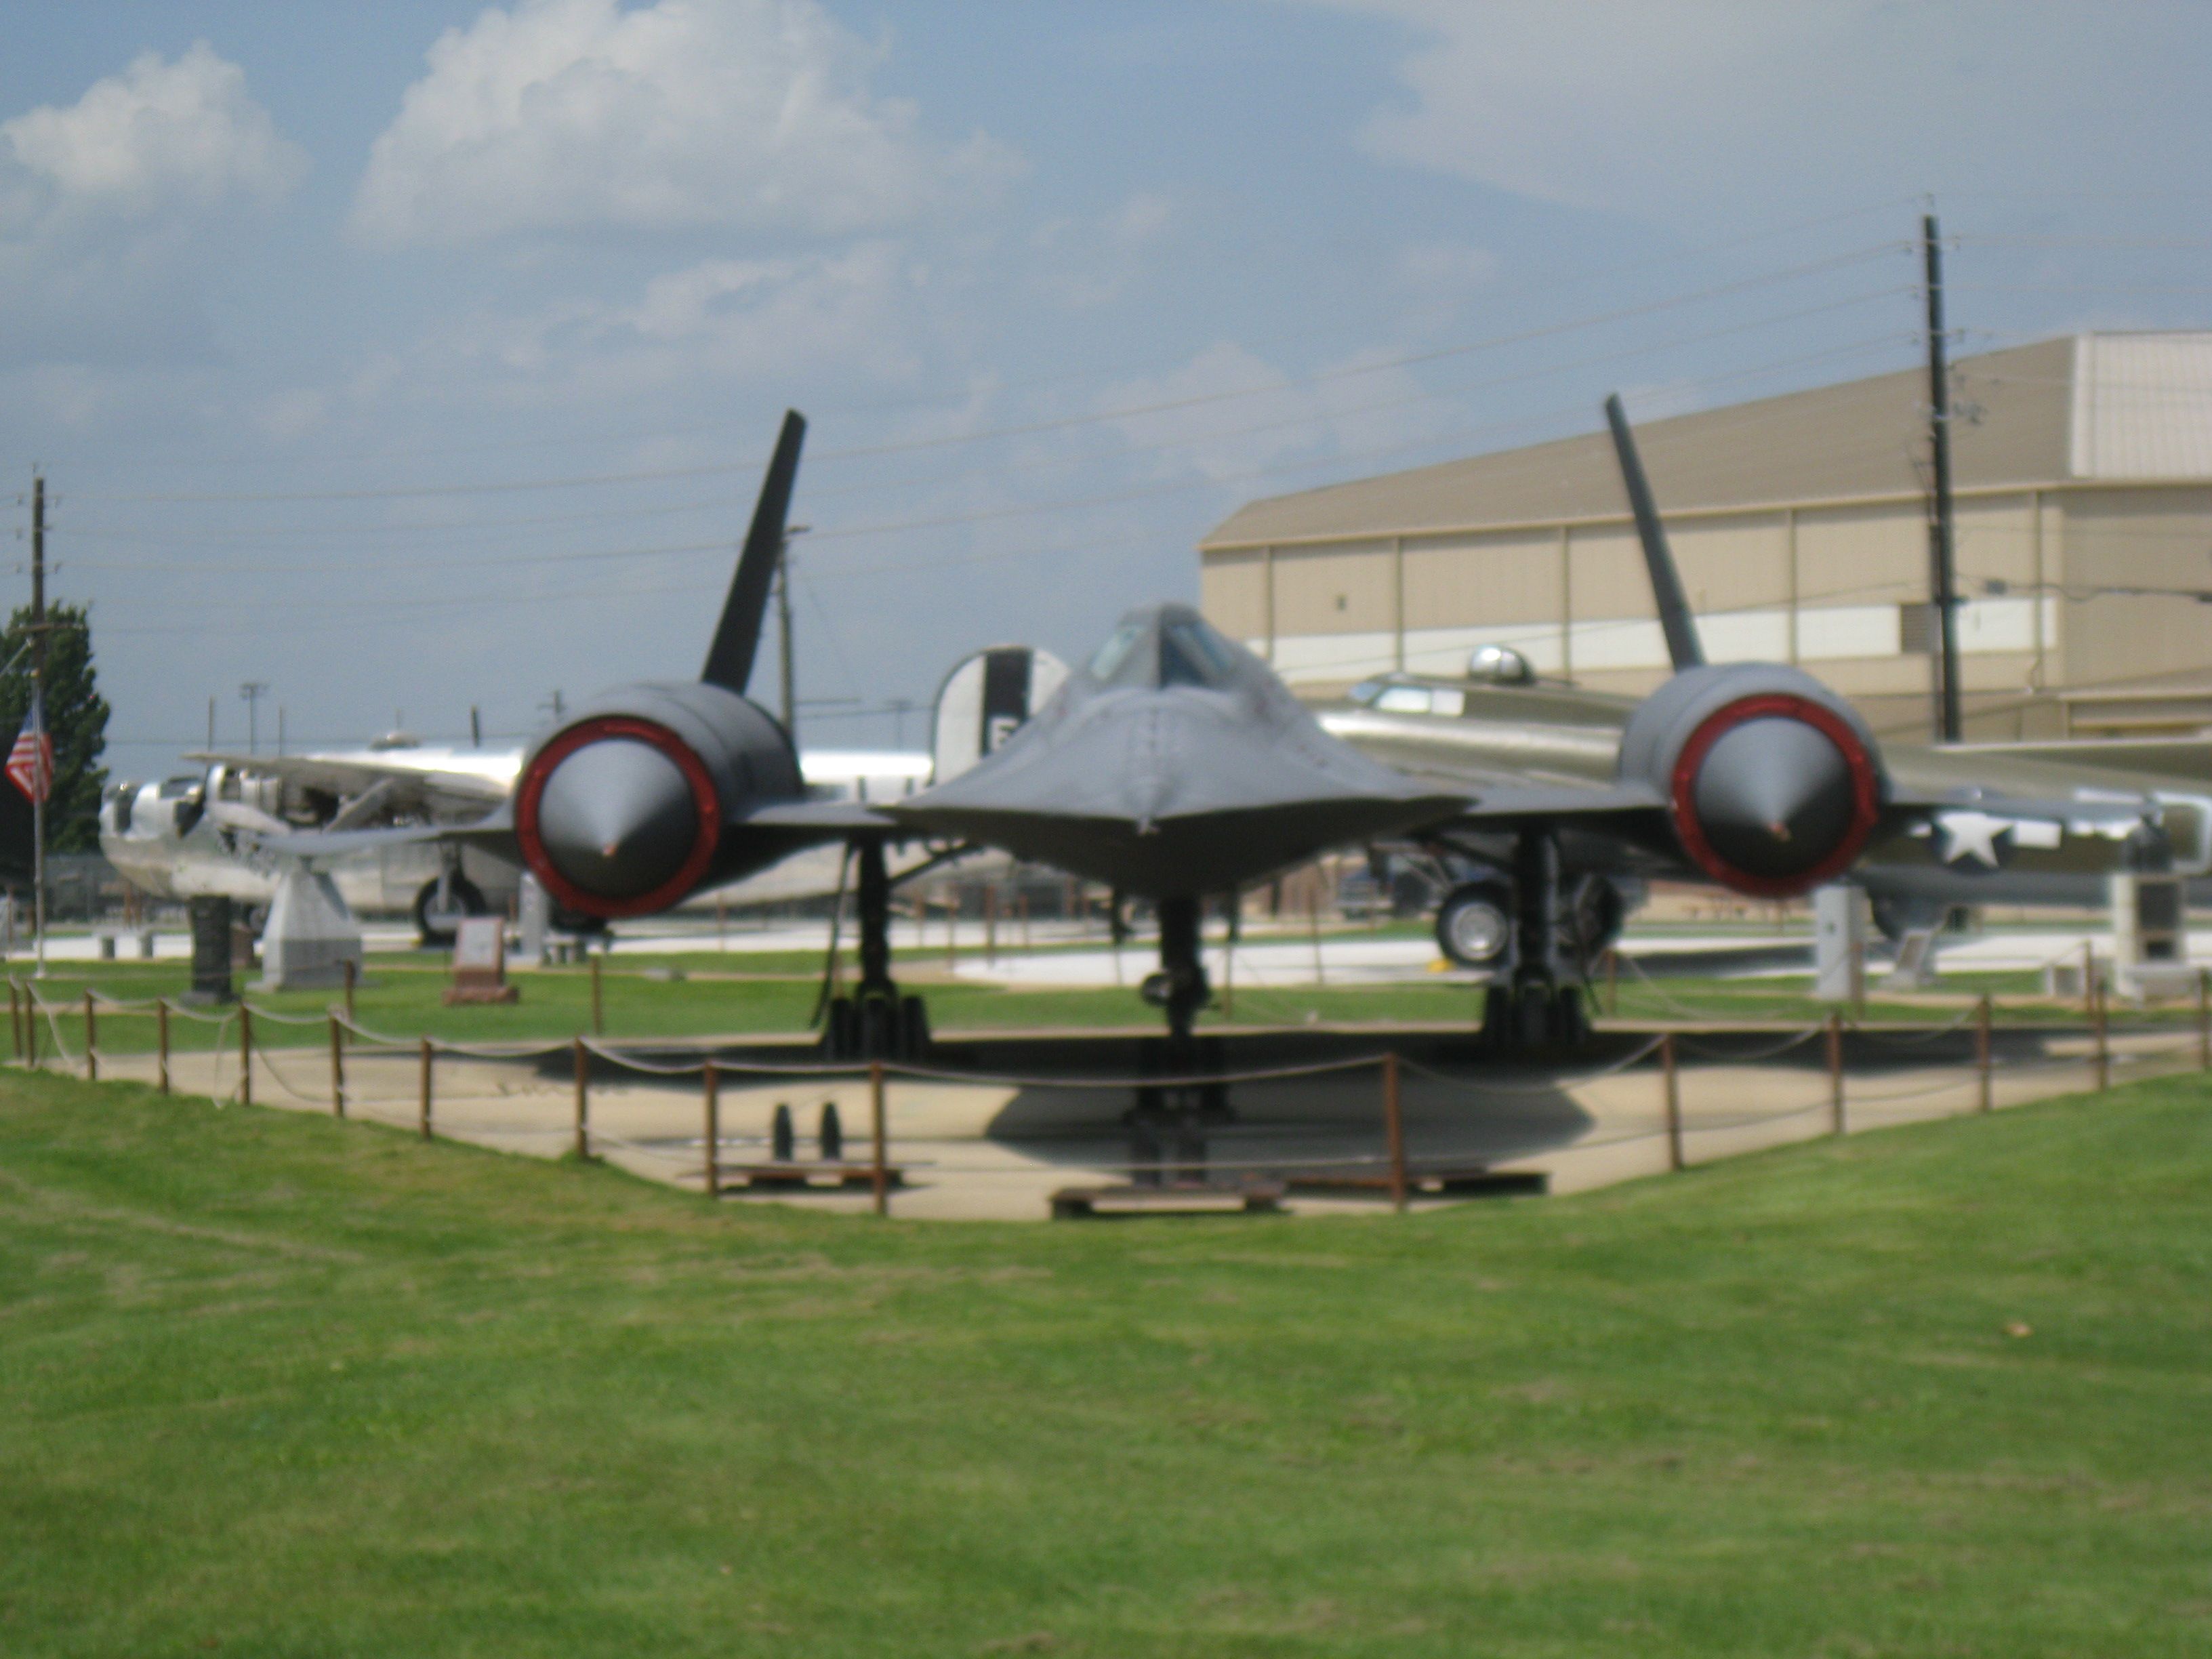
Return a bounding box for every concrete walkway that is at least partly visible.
[77,1022,2203,1222]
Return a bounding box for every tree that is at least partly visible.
[0,602,110,863]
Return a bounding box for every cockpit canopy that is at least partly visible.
[1086,608,1243,691]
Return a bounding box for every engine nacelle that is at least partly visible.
[1617,664,1884,897]
[513,681,800,919]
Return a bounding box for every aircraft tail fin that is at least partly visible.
[701,409,806,696]
[1603,392,1703,672]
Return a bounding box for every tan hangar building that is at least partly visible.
[1199,333,2212,741]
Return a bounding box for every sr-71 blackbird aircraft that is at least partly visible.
[241,401,2186,1059]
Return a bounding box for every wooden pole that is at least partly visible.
[418,1037,434,1140]
[984,885,997,966]
[2198,968,2209,1071]
[24,983,35,1068]
[1661,1032,1683,1172]
[590,954,604,1036]
[238,1004,253,1107]
[1975,994,1993,1114]
[328,1014,346,1118]
[82,990,96,1082]
[1382,1050,1408,1213]
[703,1061,720,1198]
[573,1037,590,1159]
[1826,1012,1845,1136]
[869,1059,888,1218]
[2081,940,2096,1021]
[155,998,169,1096]
[2091,970,2110,1093]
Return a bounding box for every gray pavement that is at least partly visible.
[79,1023,2199,1222]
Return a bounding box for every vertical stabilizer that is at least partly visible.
[701,410,807,695]
[1603,393,1703,672]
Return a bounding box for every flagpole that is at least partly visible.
[29,474,45,979]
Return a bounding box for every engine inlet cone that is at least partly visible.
[534,738,699,900]
[1691,716,1853,880]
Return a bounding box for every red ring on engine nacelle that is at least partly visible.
[514,716,722,919]
[1668,693,1881,898]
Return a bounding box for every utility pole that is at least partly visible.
[240,681,269,754]
[777,524,811,741]
[28,475,45,975]
[1923,210,1962,742]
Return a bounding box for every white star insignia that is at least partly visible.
[1934,810,2008,868]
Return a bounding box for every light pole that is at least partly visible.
[239,682,269,754]
[777,525,811,740]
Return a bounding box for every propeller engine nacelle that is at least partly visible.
[513,682,800,919]
[1617,664,1885,897]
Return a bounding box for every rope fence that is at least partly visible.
[8,968,2211,1217]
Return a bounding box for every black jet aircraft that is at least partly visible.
[880,603,1464,1040]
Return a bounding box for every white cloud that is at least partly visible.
[351,0,1021,246]
[1031,189,1176,308]
[1,42,305,222]
[1396,240,1498,303]
[403,241,922,406]
[1305,1,2207,223]
[1099,340,1450,485]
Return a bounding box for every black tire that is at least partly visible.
[899,994,930,1058]
[414,873,488,947]
[819,1103,844,1162]
[1435,880,1515,968]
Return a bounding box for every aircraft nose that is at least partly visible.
[1690,716,1856,879]
[533,738,701,899]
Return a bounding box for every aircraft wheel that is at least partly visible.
[414,874,488,947]
[823,997,859,1059]
[1435,881,1513,968]
[771,1103,796,1163]
[819,1102,844,1161]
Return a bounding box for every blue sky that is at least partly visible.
[0,1,2205,775]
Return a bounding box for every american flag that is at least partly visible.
[7,693,52,806]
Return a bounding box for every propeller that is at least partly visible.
[701,409,808,697]
[1603,392,1704,672]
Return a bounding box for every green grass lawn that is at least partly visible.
[1,949,2177,1066]
[2,1065,2208,1654]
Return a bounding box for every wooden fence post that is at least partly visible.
[155,998,169,1096]
[572,1037,590,1160]
[238,1005,253,1107]
[589,954,604,1036]
[1661,1032,1683,1172]
[869,1059,888,1218]
[418,1038,434,1140]
[984,885,998,966]
[2091,971,2110,1092]
[24,984,36,1069]
[1382,1050,1408,1213]
[2198,968,2209,1071]
[1975,994,1993,1114]
[82,991,96,1082]
[703,1061,720,1198]
[1826,1012,1845,1136]
[329,1014,346,1118]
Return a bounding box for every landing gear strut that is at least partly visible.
[821,837,930,1061]
[1129,893,1231,1183]
[1480,832,1589,1053]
